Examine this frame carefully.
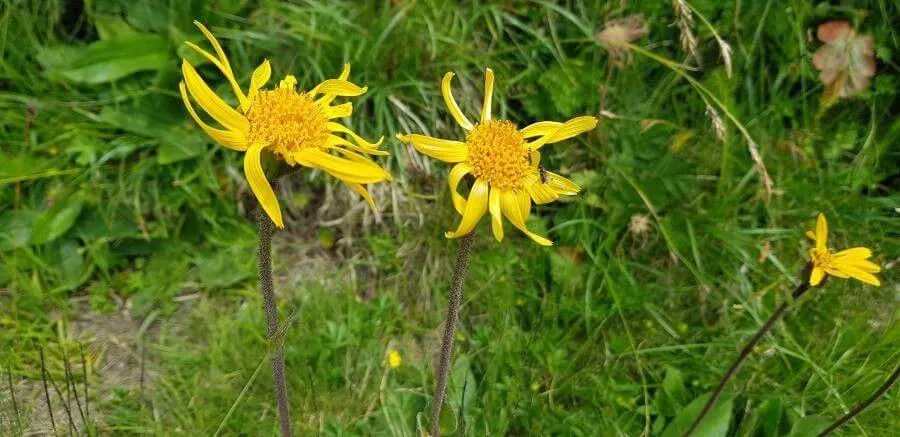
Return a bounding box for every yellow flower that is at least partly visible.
[805,213,881,286]
[179,21,391,228]
[397,69,597,246]
[387,349,402,368]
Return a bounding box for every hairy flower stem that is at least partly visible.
[430,232,476,437]
[684,281,810,436]
[817,364,900,436]
[257,201,292,437]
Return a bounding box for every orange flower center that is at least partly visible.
[245,85,330,155]
[466,120,531,190]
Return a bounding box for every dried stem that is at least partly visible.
[684,281,810,436]
[429,232,476,437]
[257,199,292,437]
[817,364,900,436]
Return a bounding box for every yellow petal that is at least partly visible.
[445,179,488,239]
[396,133,467,163]
[316,64,354,106]
[516,188,531,219]
[832,247,872,260]
[442,72,474,131]
[481,68,494,122]
[189,21,248,109]
[809,267,825,285]
[501,190,552,246]
[181,60,250,133]
[247,59,271,104]
[179,82,249,150]
[488,187,503,242]
[313,79,367,97]
[448,162,473,215]
[325,135,390,156]
[280,75,297,89]
[805,231,817,241]
[544,171,581,195]
[834,257,881,273]
[295,148,390,184]
[327,122,384,150]
[824,268,849,279]
[326,102,353,119]
[526,173,560,205]
[244,143,284,228]
[815,213,828,252]
[345,182,378,212]
[337,63,351,80]
[836,265,881,286]
[522,116,598,150]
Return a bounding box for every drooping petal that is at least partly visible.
[189,21,248,109]
[327,122,384,150]
[815,213,828,252]
[179,82,249,150]
[442,72,474,131]
[516,189,531,219]
[345,182,378,212]
[445,178,488,239]
[809,267,825,285]
[244,143,284,228]
[834,264,881,286]
[481,68,494,122]
[247,59,271,104]
[181,60,250,133]
[522,116,598,150]
[326,102,353,119]
[832,247,872,260]
[526,172,560,205]
[316,64,354,106]
[500,190,551,246]
[833,257,881,273]
[312,79,367,97]
[295,148,390,184]
[325,135,389,156]
[448,162,473,215]
[397,133,468,163]
[488,187,503,242]
[544,171,581,195]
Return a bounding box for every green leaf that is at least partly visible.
[789,415,829,437]
[757,398,784,437]
[661,392,734,437]
[29,197,84,245]
[663,366,689,406]
[38,34,170,84]
[0,211,38,251]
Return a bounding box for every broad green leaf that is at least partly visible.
[663,366,689,406]
[0,211,37,251]
[757,398,784,437]
[661,392,734,437]
[29,197,84,245]
[789,415,829,437]
[38,34,169,84]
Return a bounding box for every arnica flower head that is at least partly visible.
[806,213,881,287]
[387,349,402,369]
[179,21,391,228]
[398,69,597,246]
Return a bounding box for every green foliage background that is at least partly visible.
[1,0,898,435]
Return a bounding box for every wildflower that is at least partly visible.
[387,349,402,368]
[806,213,881,286]
[179,21,391,228]
[596,14,647,67]
[397,69,597,246]
[812,21,876,100]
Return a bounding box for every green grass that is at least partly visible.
[1,0,898,435]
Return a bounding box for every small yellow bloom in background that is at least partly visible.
[387,349,402,369]
[806,213,881,286]
[179,21,391,228]
[398,68,597,246]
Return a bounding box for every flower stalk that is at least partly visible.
[256,195,292,437]
[817,364,900,436]
[684,277,811,436]
[430,232,476,437]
